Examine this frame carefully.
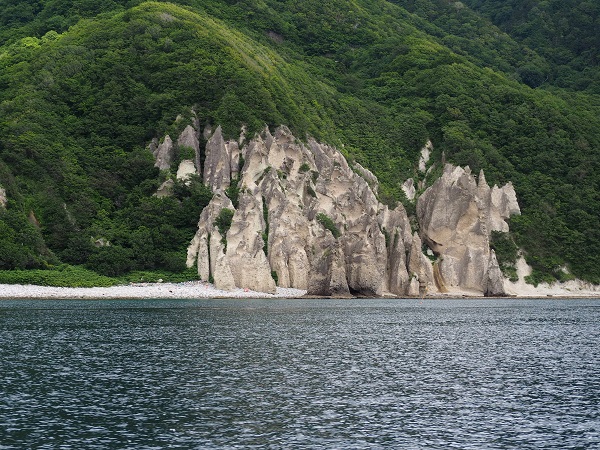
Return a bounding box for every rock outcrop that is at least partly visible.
[186,192,236,291]
[407,232,436,294]
[187,125,415,296]
[203,126,232,192]
[155,179,174,198]
[176,160,196,181]
[182,125,522,297]
[153,136,175,170]
[419,140,433,173]
[177,124,201,175]
[483,250,505,296]
[0,185,7,208]
[151,125,202,198]
[226,191,277,293]
[402,178,416,201]
[417,164,520,295]
[150,124,202,177]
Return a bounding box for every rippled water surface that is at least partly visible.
[1,298,599,449]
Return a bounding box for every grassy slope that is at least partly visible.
[0,0,599,284]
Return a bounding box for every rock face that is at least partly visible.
[417,164,520,295]
[176,160,196,181]
[226,191,277,293]
[407,232,435,294]
[153,136,175,170]
[177,124,201,175]
[0,185,7,208]
[419,140,433,173]
[155,179,174,198]
[186,192,236,291]
[183,125,521,296]
[187,125,414,296]
[151,125,202,198]
[402,178,416,201]
[484,250,505,296]
[151,125,202,176]
[203,126,231,192]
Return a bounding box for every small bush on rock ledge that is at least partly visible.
[317,213,341,239]
[214,208,235,239]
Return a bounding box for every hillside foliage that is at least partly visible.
[0,0,599,284]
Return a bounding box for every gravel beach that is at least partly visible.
[1,281,598,299]
[0,282,307,299]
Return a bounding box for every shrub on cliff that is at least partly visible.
[317,213,341,239]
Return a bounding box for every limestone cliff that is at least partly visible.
[177,124,201,176]
[152,136,175,171]
[417,164,520,296]
[187,125,415,296]
[182,125,521,297]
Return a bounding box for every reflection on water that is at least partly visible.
[1,298,599,449]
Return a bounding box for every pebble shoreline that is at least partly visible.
[1,282,598,300]
[0,282,307,299]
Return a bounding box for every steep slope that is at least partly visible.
[0,2,338,274]
[0,0,598,285]
[461,0,600,92]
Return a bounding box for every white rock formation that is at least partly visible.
[203,126,231,192]
[402,178,416,201]
[226,191,276,294]
[0,185,7,208]
[153,135,175,170]
[177,124,201,175]
[182,127,523,297]
[353,162,379,195]
[176,160,196,181]
[417,164,520,295]
[419,140,433,172]
[186,125,414,296]
[483,250,505,296]
[151,125,200,196]
[186,193,236,290]
[407,232,436,293]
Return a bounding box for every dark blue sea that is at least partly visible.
[1,298,599,449]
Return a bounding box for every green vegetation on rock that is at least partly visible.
[317,213,341,239]
[490,230,519,282]
[0,0,598,284]
[214,208,234,239]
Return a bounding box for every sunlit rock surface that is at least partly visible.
[153,135,175,170]
[183,126,521,296]
[0,185,7,208]
[177,125,201,175]
[417,164,520,295]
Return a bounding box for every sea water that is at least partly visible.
[0,298,598,449]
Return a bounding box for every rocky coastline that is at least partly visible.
[119,122,600,300]
[0,282,307,300]
[178,124,523,297]
[0,280,598,300]
[3,124,597,300]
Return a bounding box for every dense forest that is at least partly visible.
[0,0,598,285]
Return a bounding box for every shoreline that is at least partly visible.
[0,281,307,300]
[1,281,599,300]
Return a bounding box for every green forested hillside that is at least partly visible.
[462,0,599,92]
[0,0,599,284]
